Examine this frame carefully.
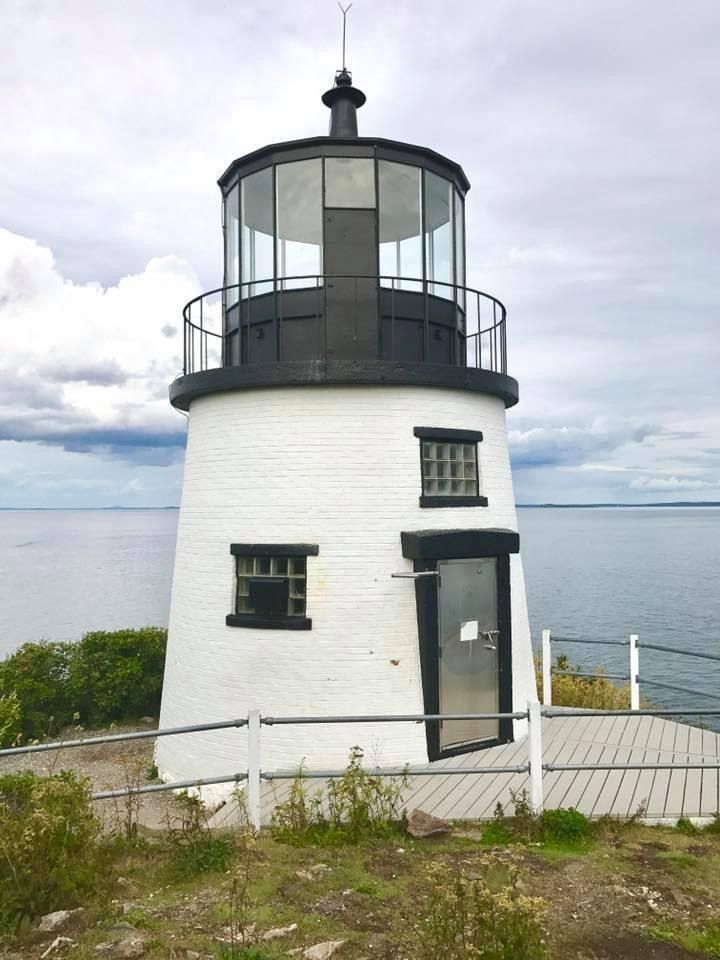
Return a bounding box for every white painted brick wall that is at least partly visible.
[157,384,535,789]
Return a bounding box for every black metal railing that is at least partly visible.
[180,275,508,378]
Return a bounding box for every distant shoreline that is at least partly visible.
[517,501,720,509]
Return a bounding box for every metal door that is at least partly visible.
[437,558,499,751]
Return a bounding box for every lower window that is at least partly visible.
[226,543,318,629]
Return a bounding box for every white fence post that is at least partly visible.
[247,709,262,831]
[527,700,544,813]
[542,629,552,705]
[630,634,640,711]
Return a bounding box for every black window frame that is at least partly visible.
[414,426,488,508]
[226,543,318,630]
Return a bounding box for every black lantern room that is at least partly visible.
[172,70,517,411]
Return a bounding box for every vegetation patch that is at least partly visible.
[535,653,632,709]
[650,921,720,956]
[270,746,408,845]
[0,627,167,743]
[0,771,105,931]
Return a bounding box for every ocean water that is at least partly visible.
[0,506,718,716]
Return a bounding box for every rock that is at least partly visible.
[262,922,298,941]
[95,939,145,958]
[41,937,76,958]
[296,863,331,881]
[121,904,138,916]
[407,808,450,839]
[39,910,83,933]
[302,941,346,959]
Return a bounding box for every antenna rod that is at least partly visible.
[338,2,352,70]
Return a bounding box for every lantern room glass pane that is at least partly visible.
[241,167,274,298]
[325,157,376,208]
[424,172,453,300]
[454,189,465,310]
[276,159,323,290]
[224,185,239,307]
[378,161,422,292]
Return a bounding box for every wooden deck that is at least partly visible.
[255,714,720,824]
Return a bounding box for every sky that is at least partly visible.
[0,0,718,507]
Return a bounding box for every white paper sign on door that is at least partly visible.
[460,620,478,643]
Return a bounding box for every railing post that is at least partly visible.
[528,700,544,813]
[542,629,552,706]
[247,709,261,831]
[630,634,640,710]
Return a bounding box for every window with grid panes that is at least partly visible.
[414,427,487,507]
[234,554,307,617]
[227,544,318,629]
[422,440,478,497]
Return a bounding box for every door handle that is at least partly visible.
[484,643,497,651]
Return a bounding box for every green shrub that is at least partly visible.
[675,816,699,835]
[0,771,104,929]
[0,641,73,740]
[271,746,408,845]
[541,807,591,845]
[0,691,22,748]
[0,628,167,741]
[410,862,548,960]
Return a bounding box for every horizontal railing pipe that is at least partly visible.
[545,761,720,773]
[261,765,528,781]
[637,677,720,701]
[0,717,248,758]
[93,772,247,801]
[550,636,629,646]
[638,641,720,663]
[262,711,527,726]
[543,707,720,718]
[552,670,630,681]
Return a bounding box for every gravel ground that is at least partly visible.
[0,721,176,832]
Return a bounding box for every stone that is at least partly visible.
[39,910,83,933]
[95,940,145,958]
[302,941,346,959]
[262,922,298,941]
[41,937,76,958]
[407,808,450,839]
[296,863,331,881]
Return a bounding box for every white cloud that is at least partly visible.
[629,476,715,492]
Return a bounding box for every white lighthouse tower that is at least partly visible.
[157,67,536,790]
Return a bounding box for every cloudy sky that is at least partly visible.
[1,0,718,507]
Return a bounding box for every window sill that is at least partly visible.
[419,496,488,508]
[226,614,312,630]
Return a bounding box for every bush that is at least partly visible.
[166,792,235,876]
[410,862,548,960]
[0,771,104,929]
[535,654,631,709]
[0,691,22,748]
[271,746,408,845]
[69,627,167,727]
[0,628,167,741]
[0,641,73,740]
[540,807,591,845]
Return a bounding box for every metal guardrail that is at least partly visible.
[181,274,507,377]
[6,701,720,828]
[541,628,720,711]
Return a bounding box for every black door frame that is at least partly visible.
[401,528,519,761]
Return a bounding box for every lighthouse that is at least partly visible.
[157,66,536,792]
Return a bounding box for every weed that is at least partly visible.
[675,816,699,835]
[0,771,106,930]
[650,921,720,957]
[705,814,720,834]
[0,691,21,748]
[536,653,631,709]
[655,849,697,867]
[145,762,159,781]
[541,807,591,845]
[271,746,408,845]
[165,792,234,875]
[215,947,271,960]
[481,803,514,846]
[409,860,548,959]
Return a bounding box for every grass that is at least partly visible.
[5,783,720,960]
